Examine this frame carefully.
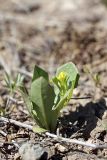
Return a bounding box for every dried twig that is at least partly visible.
[0,129,19,148]
[71,96,92,99]
[0,142,3,147]
[0,117,32,130]
[0,116,107,149]
[0,141,19,148]
[0,130,7,137]
[6,96,23,105]
[45,132,107,149]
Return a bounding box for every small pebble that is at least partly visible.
[55,143,67,153]
[19,142,45,160]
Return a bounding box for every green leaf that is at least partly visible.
[0,108,5,116]
[30,77,58,132]
[33,126,47,133]
[4,72,13,90]
[15,74,24,88]
[19,86,33,115]
[19,86,42,127]
[52,80,75,111]
[32,65,49,82]
[52,62,79,111]
[51,77,60,90]
[56,62,79,88]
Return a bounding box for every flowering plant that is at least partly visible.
[20,62,79,133]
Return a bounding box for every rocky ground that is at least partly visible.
[0,0,107,159]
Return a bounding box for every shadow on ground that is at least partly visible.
[60,98,107,139]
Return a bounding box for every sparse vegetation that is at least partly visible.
[7,62,79,133]
[0,0,107,160]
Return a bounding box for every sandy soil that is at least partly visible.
[0,0,107,159]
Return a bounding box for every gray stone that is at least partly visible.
[19,142,45,160]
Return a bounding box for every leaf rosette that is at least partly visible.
[19,62,79,132]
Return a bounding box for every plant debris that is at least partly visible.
[0,0,107,159]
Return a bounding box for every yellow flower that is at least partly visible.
[57,72,67,81]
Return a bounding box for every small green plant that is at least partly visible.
[6,62,79,133]
[83,65,101,88]
[0,107,5,116]
[5,73,24,94]
[4,73,24,108]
